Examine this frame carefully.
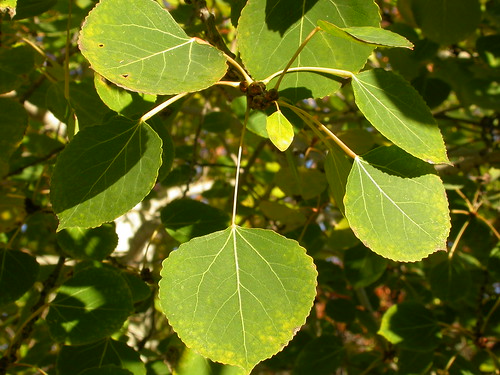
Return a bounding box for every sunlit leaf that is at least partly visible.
[378,302,441,351]
[51,116,162,230]
[46,267,133,345]
[237,0,379,101]
[78,0,227,94]
[0,249,39,306]
[352,69,449,164]
[318,20,413,49]
[266,110,294,152]
[159,226,317,372]
[344,146,450,262]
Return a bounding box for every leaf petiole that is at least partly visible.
[140,92,189,123]
[263,66,353,86]
[273,26,321,90]
[279,101,358,159]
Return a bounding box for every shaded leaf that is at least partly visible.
[428,258,471,302]
[0,249,39,306]
[266,110,294,152]
[57,338,146,375]
[378,302,441,351]
[318,20,413,49]
[411,0,481,45]
[293,335,343,375]
[0,45,35,93]
[51,116,162,230]
[0,97,28,177]
[159,226,317,372]
[56,223,118,261]
[237,0,379,101]
[80,366,133,375]
[343,244,387,288]
[351,69,449,164]
[78,0,227,94]
[325,144,351,215]
[46,267,134,344]
[14,0,56,19]
[160,198,230,243]
[344,147,450,262]
[275,166,327,200]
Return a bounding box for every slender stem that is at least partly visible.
[264,66,353,85]
[476,213,500,240]
[448,217,470,259]
[481,297,500,334]
[223,53,253,84]
[274,26,321,90]
[215,81,241,88]
[279,101,357,159]
[231,101,250,226]
[140,93,189,122]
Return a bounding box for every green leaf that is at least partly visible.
[0,45,35,93]
[325,144,351,215]
[411,0,481,45]
[51,116,162,230]
[293,335,343,375]
[428,258,471,302]
[0,97,28,178]
[160,198,230,243]
[13,0,56,19]
[351,69,449,164]
[94,74,157,118]
[343,244,387,288]
[57,338,146,375]
[318,21,413,49]
[0,249,39,306]
[174,347,246,375]
[56,223,118,261]
[159,226,317,372]
[266,110,294,152]
[378,302,441,351]
[46,267,134,345]
[237,0,379,101]
[344,146,450,262]
[78,0,227,95]
[275,166,327,200]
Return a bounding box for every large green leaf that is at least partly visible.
[0,249,39,306]
[46,267,134,345]
[159,225,317,372]
[57,338,146,375]
[78,0,227,95]
[344,146,450,262]
[51,116,162,230]
[378,302,441,351]
[351,69,449,164]
[237,0,379,101]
